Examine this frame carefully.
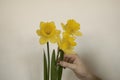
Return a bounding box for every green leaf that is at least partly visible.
[44,50,48,80]
[51,49,57,80]
[57,49,64,80]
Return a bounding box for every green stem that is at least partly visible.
[47,42,50,80]
[58,49,64,80]
[56,47,60,63]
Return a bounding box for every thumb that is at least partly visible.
[59,61,76,70]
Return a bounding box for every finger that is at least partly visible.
[64,56,76,63]
[64,56,69,62]
[59,61,76,70]
[64,54,76,61]
[66,57,72,63]
[68,58,75,63]
[57,60,66,69]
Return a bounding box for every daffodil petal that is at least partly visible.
[74,31,82,36]
[39,37,48,44]
[36,29,41,36]
[49,36,57,43]
[61,42,68,50]
[56,30,61,35]
[40,22,45,28]
[50,22,55,28]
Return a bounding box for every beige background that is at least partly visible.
[0,0,120,80]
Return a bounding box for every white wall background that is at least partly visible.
[0,0,120,80]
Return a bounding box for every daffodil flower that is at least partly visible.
[59,33,76,54]
[61,19,82,36]
[36,21,60,44]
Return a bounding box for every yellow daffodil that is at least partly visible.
[36,21,60,44]
[59,33,76,54]
[61,19,82,36]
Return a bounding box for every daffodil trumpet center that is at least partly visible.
[44,26,53,35]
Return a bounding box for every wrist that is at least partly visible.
[81,73,101,80]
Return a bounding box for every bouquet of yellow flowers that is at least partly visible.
[36,19,82,80]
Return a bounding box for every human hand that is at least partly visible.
[58,54,101,80]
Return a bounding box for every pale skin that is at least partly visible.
[58,54,102,80]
